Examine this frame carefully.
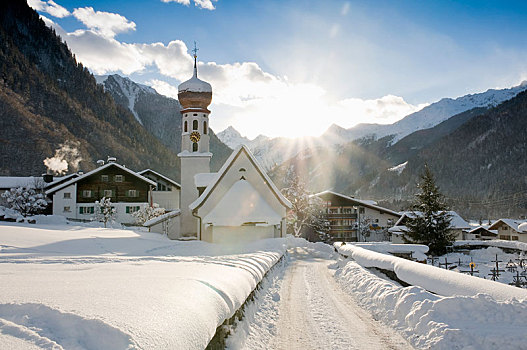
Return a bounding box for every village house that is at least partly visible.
[45,160,157,224]
[313,190,401,242]
[488,219,527,242]
[389,211,471,243]
[138,169,180,210]
[464,226,498,240]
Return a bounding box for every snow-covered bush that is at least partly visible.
[132,203,165,225]
[1,187,48,217]
[95,197,115,228]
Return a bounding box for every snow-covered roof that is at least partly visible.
[139,169,180,189]
[395,211,470,229]
[143,210,181,227]
[489,219,527,233]
[178,63,212,93]
[46,163,157,195]
[190,145,292,211]
[194,173,217,188]
[203,179,282,226]
[388,225,408,235]
[467,226,498,235]
[313,190,400,217]
[0,176,42,189]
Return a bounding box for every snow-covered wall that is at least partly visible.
[337,244,527,301]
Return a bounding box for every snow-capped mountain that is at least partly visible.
[323,81,527,144]
[219,81,527,169]
[216,126,252,148]
[96,75,156,125]
[96,74,232,172]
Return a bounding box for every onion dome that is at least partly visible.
[178,55,212,111]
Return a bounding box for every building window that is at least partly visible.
[512,236,519,241]
[63,206,71,212]
[503,226,508,230]
[184,121,188,132]
[499,235,510,240]
[103,189,113,197]
[126,206,140,214]
[193,120,198,130]
[203,121,207,134]
[127,190,138,197]
[63,192,71,199]
[79,206,94,214]
[114,175,124,182]
[328,208,338,214]
[342,207,352,214]
[82,190,92,198]
[193,113,197,116]
[101,175,109,182]
[359,207,365,214]
[193,142,198,152]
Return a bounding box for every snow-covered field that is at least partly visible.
[0,219,285,349]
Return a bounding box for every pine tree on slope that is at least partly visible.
[404,165,454,255]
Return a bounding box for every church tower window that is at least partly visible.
[192,142,198,152]
[184,121,188,132]
[193,120,198,130]
[203,121,207,134]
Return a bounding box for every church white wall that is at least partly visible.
[149,215,181,239]
[180,155,210,236]
[207,225,275,244]
[151,190,180,210]
[196,151,287,224]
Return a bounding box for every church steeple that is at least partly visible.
[177,42,213,238]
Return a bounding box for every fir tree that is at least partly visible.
[404,165,454,255]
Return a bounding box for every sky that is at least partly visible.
[29,0,527,139]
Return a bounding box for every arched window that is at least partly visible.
[192,142,198,152]
[184,121,188,132]
[193,120,198,130]
[203,121,207,134]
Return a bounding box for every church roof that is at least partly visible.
[189,145,292,211]
[178,57,212,93]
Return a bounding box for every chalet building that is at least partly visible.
[45,161,157,224]
[488,219,527,242]
[465,226,498,240]
[313,191,401,242]
[389,211,471,243]
[138,169,180,210]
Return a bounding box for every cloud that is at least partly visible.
[73,7,136,38]
[40,8,426,138]
[28,0,70,18]
[161,0,216,10]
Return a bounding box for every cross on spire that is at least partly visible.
[192,41,199,77]
[192,41,199,58]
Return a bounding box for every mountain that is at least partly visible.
[270,93,527,218]
[324,81,527,144]
[0,1,210,181]
[219,82,527,170]
[96,75,232,172]
[217,126,251,149]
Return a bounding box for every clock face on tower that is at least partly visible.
[190,131,201,143]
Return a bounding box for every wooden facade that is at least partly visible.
[76,165,151,204]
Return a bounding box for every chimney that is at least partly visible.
[107,156,116,163]
[42,173,53,183]
[97,160,105,167]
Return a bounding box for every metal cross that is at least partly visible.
[192,41,199,58]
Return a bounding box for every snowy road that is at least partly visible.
[271,255,411,349]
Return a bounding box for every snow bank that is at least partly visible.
[336,244,527,301]
[454,239,527,252]
[287,236,336,259]
[347,242,429,261]
[335,261,527,350]
[0,223,286,349]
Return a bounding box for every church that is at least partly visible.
[160,51,291,243]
